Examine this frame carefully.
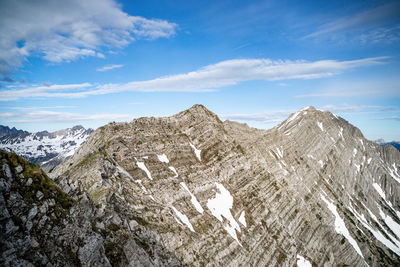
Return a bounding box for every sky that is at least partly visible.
[0,0,399,141]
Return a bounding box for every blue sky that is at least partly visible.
[0,0,399,141]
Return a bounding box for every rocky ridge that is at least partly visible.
[0,125,93,172]
[2,105,400,266]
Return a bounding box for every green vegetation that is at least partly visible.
[89,187,109,203]
[1,150,75,209]
[104,241,127,266]
[76,150,106,168]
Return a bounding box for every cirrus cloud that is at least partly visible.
[0,56,387,101]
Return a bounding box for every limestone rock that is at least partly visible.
[3,105,400,266]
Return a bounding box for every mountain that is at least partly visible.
[0,125,28,138]
[375,139,400,152]
[0,125,93,172]
[384,142,400,152]
[2,105,400,266]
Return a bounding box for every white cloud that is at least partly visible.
[96,64,124,72]
[304,2,400,42]
[0,56,386,101]
[221,110,293,123]
[296,78,399,98]
[375,116,400,121]
[221,104,400,125]
[0,83,92,101]
[0,110,131,123]
[0,0,177,78]
[10,106,77,111]
[322,104,399,114]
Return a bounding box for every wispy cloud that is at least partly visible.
[0,0,177,80]
[0,83,93,101]
[0,110,131,123]
[96,64,124,72]
[374,116,400,121]
[0,56,386,101]
[304,2,400,42]
[221,104,400,125]
[10,105,77,111]
[322,104,399,114]
[221,110,293,123]
[296,78,399,98]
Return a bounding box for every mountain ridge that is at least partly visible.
[2,105,400,266]
[49,105,400,266]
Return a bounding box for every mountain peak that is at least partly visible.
[176,104,223,124]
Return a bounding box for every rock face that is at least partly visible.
[0,125,93,172]
[0,125,28,138]
[0,150,181,266]
[3,105,400,266]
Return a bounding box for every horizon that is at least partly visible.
[1,0,399,141]
[0,104,398,143]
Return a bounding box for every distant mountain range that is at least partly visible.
[0,125,93,172]
[375,139,400,151]
[0,125,29,137]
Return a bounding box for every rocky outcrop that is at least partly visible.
[49,105,400,266]
[0,150,183,266]
[3,105,400,266]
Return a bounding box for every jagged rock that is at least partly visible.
[27,205,38,220]
[2,163,12,179]
[0,178,10,192]
[15,165,23,174]
[78,234,111,266]
[25,177,32,186]
[36,190,44,200]
[3,105,400,266]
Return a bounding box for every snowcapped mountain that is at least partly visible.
[0,125,93,171]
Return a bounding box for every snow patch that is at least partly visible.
[338,127,344,139]
[276,148,283,158]
[171,206,195,232]
[353,148,357,157]
[238,211,247,227]
[349,203,400,256]
[379,207,400,242]
[180,182,204,214]
[207,183,242,245]
[286,111,300,124]
[318,160,324,168]
[117,166,133,180]
[136,160,153,180]
[169,166,179,178]
[134,179,147,193]
[157,154,169,163]
[320,195,364,258]
[317,122,324,131]
[367,158,372,165]
[296,255,312,267]
[373,183,394,209]
[388,163,400,184]
[189,143,201,161]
